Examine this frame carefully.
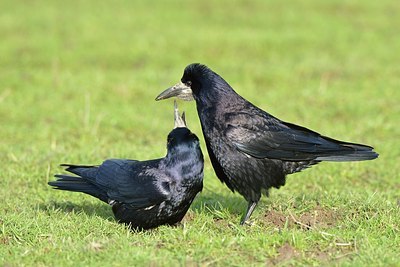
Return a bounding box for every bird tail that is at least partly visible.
[60,163,99,178]
[315,139,379,162]
[48,165,108,203]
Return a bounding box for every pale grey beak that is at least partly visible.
[174,100,187,128]
[156,82,194,101]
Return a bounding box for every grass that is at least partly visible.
[1,0,399,266]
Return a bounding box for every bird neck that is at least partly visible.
[163,144,204,181]
[194,79,245,129]
[194,69,247,107]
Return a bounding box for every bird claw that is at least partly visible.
[240,219,255,226]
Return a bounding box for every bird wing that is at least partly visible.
[225,111,360,161]
[95,159,171,208]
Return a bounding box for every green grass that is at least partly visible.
[1,0,399,266]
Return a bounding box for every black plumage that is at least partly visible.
[48,103,204,230]
[156,63,378,224]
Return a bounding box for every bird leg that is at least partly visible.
[240,201,258,225]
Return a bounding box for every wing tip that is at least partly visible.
[316,150,379,161]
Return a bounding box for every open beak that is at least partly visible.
[155,82,194,101]
[174,100,187,128]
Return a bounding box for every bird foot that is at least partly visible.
[240,219,255,226]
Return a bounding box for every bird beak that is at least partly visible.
[155,82,194,101]
[174,100,187,128]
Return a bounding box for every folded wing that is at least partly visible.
[226,112,378,162]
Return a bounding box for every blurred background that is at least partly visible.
[1,0,399,265]
[2,0,398,164]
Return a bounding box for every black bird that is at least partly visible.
[48,102,204,230]
[156,63,378,225]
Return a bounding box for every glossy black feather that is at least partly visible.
[169,63,378,223]
[48,127,204,230]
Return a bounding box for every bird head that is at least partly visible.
[155,63,213,102]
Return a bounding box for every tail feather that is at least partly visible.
[60,164,99,180]
[48,174,108,203]
[60,164,96,168]
[316,140,379,161]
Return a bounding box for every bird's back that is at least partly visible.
[195,85,375,202]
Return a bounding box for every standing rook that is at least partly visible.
[156,63,378,225]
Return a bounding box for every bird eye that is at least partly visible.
[186,81,192,87]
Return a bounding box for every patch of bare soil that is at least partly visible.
[267,243,354,266]
[303,246,356,264]
[295,206,340,230]
[276,243,299,261]
[266,243,299,265]
[263,210,290,229]
[307,250,330,262]
[264,206,354,265]
[263,205,342,230]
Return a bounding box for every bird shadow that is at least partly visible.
[190,190,247,218]
[40,200,115,222]
[42,193,245,221]
[41,190,247,225]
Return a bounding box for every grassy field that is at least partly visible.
[1,0,399,266]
